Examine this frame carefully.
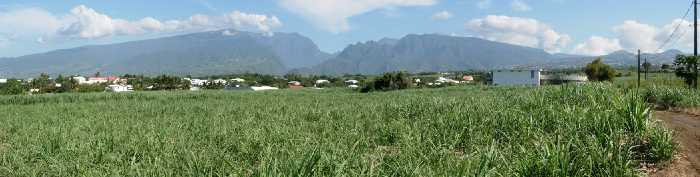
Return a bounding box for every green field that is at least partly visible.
[0,85,676,176]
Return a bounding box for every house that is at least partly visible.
[436,77,460,84]
[73,76,87,84]
[0,79,7,84]
[316,80,331,84]
[288,81,304,89]
[492,69,542,86]
[212,79,227,85]
[107,76,121,83]
[231,78,246,83]
[189,79,208,87]
[87,77,109,84]
[345,80,359,85]
[463,75,475,83]
[251,86,279,91]
[348,84,360,89]
[106,85,134,92]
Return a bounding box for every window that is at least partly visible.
[531,70,535,78]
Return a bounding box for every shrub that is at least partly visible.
[585,58,617,82]
[361,72,412,92]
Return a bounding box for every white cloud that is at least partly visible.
[570,19,693,55]
[0,7,62,37]
[58,5,282,39]
[280,0,436,33]
[225,11,282,33]
[477,0,491,9]
[658,19,693,50]
[572,36,622,56]
[466,15,571,53]
[432,11,452,20]
[511,0,532,12]
[0,5,283,44]
[612,20,658,52]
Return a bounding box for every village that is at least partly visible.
[0,69,590,94]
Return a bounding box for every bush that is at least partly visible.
[585,58,617,82]
[0,80,27,95]
[361,72,412,92]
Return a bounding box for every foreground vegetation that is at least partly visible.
[0,84,675,176]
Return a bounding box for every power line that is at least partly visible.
[644,0,695,65]
[655,0,695,53]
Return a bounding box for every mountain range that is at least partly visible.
[0,30,685,78]
[0,30,329,78]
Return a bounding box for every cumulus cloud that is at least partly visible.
[572,36,622,56]
[0,7,62,37]
[466,15,571,53]
[511,0,532,12]
[572,19,693,55]
[280,0,436,33]
[0,5,282,44]
[57,5,282,39]
[432,11,452,20]
[612,20,658,52]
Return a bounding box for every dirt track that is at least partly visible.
[650,111,700,177]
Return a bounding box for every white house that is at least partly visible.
[0,79,7,84]
[87,77,110,84]
[189,79,208,87]
[492,69,542,86]
[251,86,279,91]
[231,78,246,83]
[212,79,227,85]
[72,76,87,84]
[106,85,134,92]
[316,80,331,84]
[436,77,460,84]
[345,80,359,85]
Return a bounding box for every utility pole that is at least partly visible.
[693,0,698,89]
[638,49,641,89]
[645,58,649,80]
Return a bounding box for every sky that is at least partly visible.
[0,0,696,57]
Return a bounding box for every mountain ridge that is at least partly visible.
[0,30,331,78]
[0,31,686,77]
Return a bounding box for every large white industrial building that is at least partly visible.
[492,69,542,86]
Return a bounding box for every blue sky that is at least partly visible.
[0,0,695,57]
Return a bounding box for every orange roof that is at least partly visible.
[463,75,474,81]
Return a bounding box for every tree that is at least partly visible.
[29,73,54,93]
[362,72,412,92]
[674,55,699,88]
[152,75,190,90]
[584,58,617,82]
[54,75,76,93]
[0,79,26,95]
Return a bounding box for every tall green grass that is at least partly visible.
[0,84,674,176]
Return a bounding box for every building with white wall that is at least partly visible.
[492,69,542,86]
[106,85,134,92]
